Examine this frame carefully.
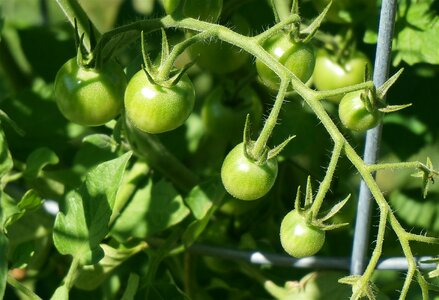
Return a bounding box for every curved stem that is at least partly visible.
[273,0,293,22]
[311,140,343,216]
[251,78,290,160]
[253,14,300,44]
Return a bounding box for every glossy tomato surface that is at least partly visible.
[221,142,278,201]
[54,58,127,126]
[124,70,195,134]
[256,32,315,90]
[313,50,371,102]
[280,210,326,258]
[338,90,383,132]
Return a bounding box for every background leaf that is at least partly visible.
[53,152,131,265]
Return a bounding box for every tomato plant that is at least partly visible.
[2,1,439,300]
[280,209,326,258]
[201,85,262,140]
[221,142,278,201]
[54,58,127,126]
[338,90,383,132]
[256,32,315,90]
[124,70,195,134]
[313,49,371,102]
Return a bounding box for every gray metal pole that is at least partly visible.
[350,0,398,275]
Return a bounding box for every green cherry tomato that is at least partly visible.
[338,90,383,132]
[313,49,371,103]
[189,14,250,74]
[221,142,278,201]
[183,0,223,21]
[201,85,263,140]
[124,70,195,134]
[256,32,315,90]
[312,0,375,24]
[280,210,326,258]
[54,58,127,126]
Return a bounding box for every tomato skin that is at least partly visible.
[313,50,371,103]
[54,58,126,126]
[162,0,181,15]
[124,70,195,134]
[280,210,326,258]
[189,14,250,74]
[256,32,315,90]
[221,142,278,201]
[183,0,223,21]
[338,90,383,132]
[201,85,262,140]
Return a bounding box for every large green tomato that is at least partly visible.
[189,14,250,74]
[221,142,278,201]
[256,32,315,90]
[338,90,383,132]
[313,49,371,103]
[201,85,263,141]
[54,58,127,126]
[124,70,195,134]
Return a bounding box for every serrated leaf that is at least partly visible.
[112,178,190,241]
[185,177,223,220]
[53,152,131,265]
[23,147,59,180]
[121,273,140,300]
[75,242,146,290]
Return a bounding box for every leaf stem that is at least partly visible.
[7,275,42,300]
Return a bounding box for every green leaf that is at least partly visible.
[82,134,118,152]
[0,128,13,180]
[185,177,223,220]
[0,193,9,299]
[53,152,131,265]
[50,285,69,300]
[75,242,147,290]
[112,178,190,241]
[121,273,140,300]
[10,240,35,269]
[393,0,439,65]
[4,190,44,229]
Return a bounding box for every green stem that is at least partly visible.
[254,14,300,44]
[311,140,343,216]
[157,31,211,82]
[367,161,436,174]
[273,0,293,22]
[55,0,97,51]
[314,81,374,101]
[7,275,42,300]
[251,78,290,160]
[63,257,80,290]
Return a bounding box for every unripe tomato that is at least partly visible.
[256,32,315,90]
[54,58,127,126]
[183,0,223,21]
[338,90,383,132]
[221,142,278,201]
[189,14,250,74]
[313,49,372,103]
[124,70,195,134]
[201,85,263,140]
[280,210,325,258]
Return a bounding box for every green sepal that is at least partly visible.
[301,1,332,43]
[166,60,197,87]
[304,176,313,207]
[318,194,351,222]
[376,68,404,99]
[160,28,170,68]
[378,103,412,113]
[267,135,295,160]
